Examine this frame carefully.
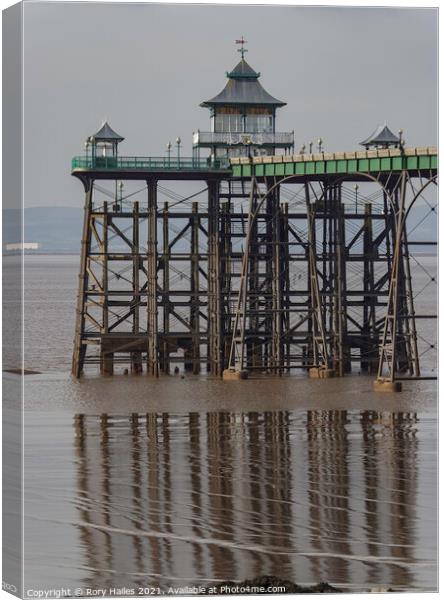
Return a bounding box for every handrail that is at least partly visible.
[72,156,231,171]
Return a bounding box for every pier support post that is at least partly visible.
[147,179,159,377]
[269,180,284,374]
[72,180,93,378]
[131,201,143,374]
[162,202,170,374]
[190,202,201,373]
[362,203,378,373]
[207,180,222,376]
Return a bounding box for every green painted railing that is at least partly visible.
[72,156,231,171]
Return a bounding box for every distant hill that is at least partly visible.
[2,205,437,254]
[3,207,83,253]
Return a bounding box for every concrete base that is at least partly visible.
[373,379,402,392]
[222,369,249,381]
[308,367,335,379]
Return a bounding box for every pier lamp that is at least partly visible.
[309,141,313,154]
[317,138,323,153]
[176,137,181,166]
[242,135,253,161]
[166,142,172,166]
[354,184,359,215]
[119,181,124,210]
[300,144,306,155]
[84,140,90,164]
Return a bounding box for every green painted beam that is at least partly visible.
[231,150,437,179]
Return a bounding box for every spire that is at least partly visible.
[236,36,248,60]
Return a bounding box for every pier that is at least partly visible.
[71,48,437,391]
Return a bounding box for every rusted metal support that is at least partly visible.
[281,202,291,372]
[220,201,233,369]
[147,179,159,377]
[102,201,109,334]
[72,180,93,378]
[246,183,261,370]
[131,201,143,374]
[99,201,111,375]
[161,201,170,374]
[207,180,222,375]
[362,203,378,373]
[307,202,330,374]
[375,173,407,390]
[333,193,348,376]
[270,181,284,374]
[401,224,420,377]
[189,202,201,373]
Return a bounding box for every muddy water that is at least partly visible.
[13,256,438,593]
[23,408,436,592]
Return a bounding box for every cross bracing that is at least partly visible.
[71,152,437,389]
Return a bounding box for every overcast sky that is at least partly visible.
[21,1,437,207]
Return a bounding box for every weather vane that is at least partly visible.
[236,36,248,59]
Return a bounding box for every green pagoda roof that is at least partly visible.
[91,121,124,143]
[200,59,286,108]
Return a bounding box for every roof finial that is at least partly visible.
[236,36,248,60]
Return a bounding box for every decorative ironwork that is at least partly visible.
[193,131,294,147]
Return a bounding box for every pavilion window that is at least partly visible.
[214,107,243,133]
[245,107,274,133]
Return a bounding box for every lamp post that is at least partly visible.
[300,144,306,155]
[309,141,313,154]
[176,137,181,167]
[119,181,124,210]
[242,135,253,160]
[317,138,323,153]
[84,140,89,165]
[354,184,359,215]
[166,142,172,167]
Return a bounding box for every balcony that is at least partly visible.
[193,131,294,148]
[71,156,230,172]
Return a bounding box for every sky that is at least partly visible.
[20,1,438,207]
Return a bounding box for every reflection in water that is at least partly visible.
[68,410,436,591]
